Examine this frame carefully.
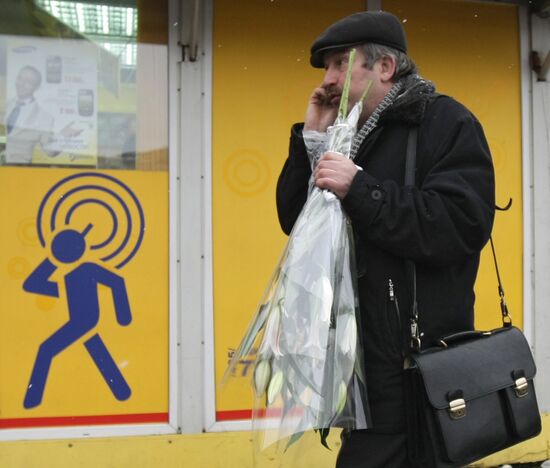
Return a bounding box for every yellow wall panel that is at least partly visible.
[215,0,523,418]
[383,0,523,330]
[2,415,550,468]
[212,0,366,418]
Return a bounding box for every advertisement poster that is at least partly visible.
[0,167,168,429]
[4,37,98,166]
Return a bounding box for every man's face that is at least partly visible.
[15,68,40,100]
[321,48,388,121]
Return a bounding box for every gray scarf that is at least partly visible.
[350,74,436,160]
[350,81,403,160]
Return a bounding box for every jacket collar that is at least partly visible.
[378,74,437,126]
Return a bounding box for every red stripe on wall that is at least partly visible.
[0,412,169,429]
[216,407,300,421]
[216,409,252,421]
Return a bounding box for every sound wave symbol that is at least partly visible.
[36,172,145,269]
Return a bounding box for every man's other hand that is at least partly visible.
[314,152,358,199]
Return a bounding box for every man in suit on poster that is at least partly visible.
[2,65,81,164]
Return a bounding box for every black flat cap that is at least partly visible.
[310,11,407,68]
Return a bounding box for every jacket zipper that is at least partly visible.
[388,279,404,357]
[388,279,401,326]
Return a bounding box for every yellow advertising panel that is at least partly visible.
[212,0,367,422]
[382,0,523,331]
[0,167,168,428]
[213,0,522,421]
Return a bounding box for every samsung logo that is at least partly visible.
[12,45,37,54]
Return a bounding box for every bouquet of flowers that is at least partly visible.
[224,49,371,451]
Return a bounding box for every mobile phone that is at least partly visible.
[78,89,94,117]
[46,56,62,84]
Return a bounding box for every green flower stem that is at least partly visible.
[360,80,373,106]
[338,48,356,120]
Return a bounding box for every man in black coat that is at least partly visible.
[276,11,495,467]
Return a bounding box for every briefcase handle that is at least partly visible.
[436,326,512,348]
[404,128,512,352]
[436,330,489,347]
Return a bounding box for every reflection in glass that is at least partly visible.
[0,0,168,171]
[35,1,138,69]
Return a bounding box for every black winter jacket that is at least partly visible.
[276,86,495,432]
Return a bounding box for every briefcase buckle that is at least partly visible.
[514,377,529,398]
[448,398,466,420]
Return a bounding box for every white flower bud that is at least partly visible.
[312,276,333,323]
[253,359,272,396]
[337,313,357,356]
[336,380,348,414]
[267,370,284,405]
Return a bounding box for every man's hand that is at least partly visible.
[304,86,339,132]
[59,121,84,138]
[314,152,358,199]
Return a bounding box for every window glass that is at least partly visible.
[0,0,168,170]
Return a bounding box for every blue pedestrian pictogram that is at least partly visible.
[22,172,145,409]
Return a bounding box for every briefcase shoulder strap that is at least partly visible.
[403,127,511,353]
[404,128,420,351]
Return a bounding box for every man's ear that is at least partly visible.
[378,55,397,83]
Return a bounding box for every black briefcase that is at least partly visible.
[402,129,541,467]
[405,325,541,467]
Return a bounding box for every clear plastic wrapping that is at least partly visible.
[224,48,371,455]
